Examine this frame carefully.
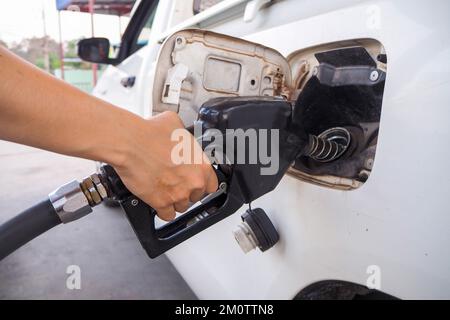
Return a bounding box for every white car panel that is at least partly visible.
[166,0,450,299]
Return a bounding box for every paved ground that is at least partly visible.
[0,141,196,299]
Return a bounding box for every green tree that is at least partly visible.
[9,36,59,71]
[8,36,93,73]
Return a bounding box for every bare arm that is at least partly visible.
[0,46,217,220]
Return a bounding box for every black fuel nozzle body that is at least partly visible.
[101,96,309,258]
[194,96,308,203]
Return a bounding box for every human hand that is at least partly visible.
[111,111,218,221]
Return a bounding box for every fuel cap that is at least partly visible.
[232,208,279,253]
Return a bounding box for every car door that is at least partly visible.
[91,0,159,117]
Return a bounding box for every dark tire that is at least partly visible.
[294,280,398,300]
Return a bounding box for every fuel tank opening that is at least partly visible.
[288,42,387,190]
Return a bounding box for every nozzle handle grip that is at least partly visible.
[100,164,236,258]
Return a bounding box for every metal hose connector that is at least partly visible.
[49,173,110,224]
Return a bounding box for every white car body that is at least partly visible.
[93,0,450,299]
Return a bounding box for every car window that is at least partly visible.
[135,4,158,48]
[193,0,224,14]
[116,0,159,60]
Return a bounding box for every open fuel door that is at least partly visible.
[152,29,292,124]
[152,29,387,190]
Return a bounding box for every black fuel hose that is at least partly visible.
[0,199,61,261]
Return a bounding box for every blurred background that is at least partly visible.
[0,0,134,92]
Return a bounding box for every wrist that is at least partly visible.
[91,107,148,169]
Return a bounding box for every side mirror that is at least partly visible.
[78,38,114,64]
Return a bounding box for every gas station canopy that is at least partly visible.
[56,0,136,16]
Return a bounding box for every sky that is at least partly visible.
[0,0,130,44]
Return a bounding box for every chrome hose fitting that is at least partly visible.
[48,173,110,224]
